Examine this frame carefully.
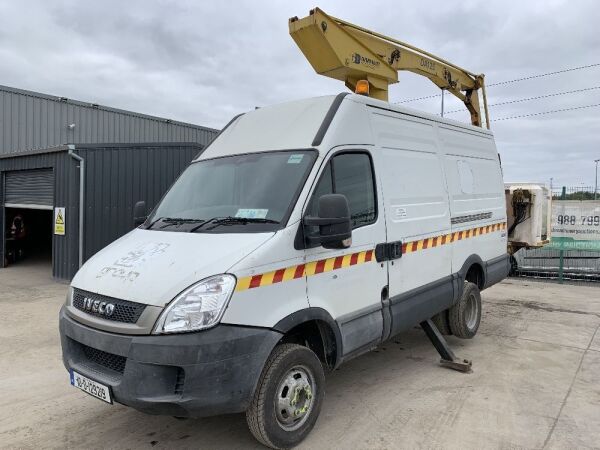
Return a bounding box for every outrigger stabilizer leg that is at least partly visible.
[420,319,472,373]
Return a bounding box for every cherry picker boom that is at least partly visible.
[289,7,490,128]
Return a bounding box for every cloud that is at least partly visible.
[0,0,598,186]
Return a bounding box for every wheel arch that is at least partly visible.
[458,254,486,290]
[273,307,343,370]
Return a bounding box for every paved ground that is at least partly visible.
[1,260,600,449]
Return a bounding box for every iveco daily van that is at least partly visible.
[60,93,509,448]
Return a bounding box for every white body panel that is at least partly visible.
[440,127,507,269]
[201,97,333,159]
[370,111,452,297]
[71,93,507,345]
[71,228,273,307]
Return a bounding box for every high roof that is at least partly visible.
[198,92,494,160]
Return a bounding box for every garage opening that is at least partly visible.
[4,207,53,268]
[3,168,54,271]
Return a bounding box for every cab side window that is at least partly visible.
[308,152,376,229]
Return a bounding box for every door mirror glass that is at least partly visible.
[304,194,352,248]
[133,200,147,227]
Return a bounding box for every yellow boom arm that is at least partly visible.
[289,8,490,128]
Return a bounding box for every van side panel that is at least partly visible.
[439,126,507,280]
[369,111,453,336]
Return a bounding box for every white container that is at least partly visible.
[505,183,550,246]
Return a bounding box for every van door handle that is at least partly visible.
[375,241,403,262]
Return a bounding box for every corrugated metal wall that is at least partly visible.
[77,144,200,261]
[0,143,202,280]
[0,85,218,155]
[0,149,80,280]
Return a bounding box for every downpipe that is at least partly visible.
[68,145,85,268]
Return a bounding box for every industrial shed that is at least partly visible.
[0,84,219,280]
[0,85,217,155]
[0,143,204,280]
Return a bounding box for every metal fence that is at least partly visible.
[511,185,600,284]
[551,185,596,200]
[512,248,600,283]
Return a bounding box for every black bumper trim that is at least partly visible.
[59,307,282,417]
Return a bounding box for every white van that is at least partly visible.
[59,92,509,449]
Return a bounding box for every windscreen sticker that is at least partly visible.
[235,209,269,219]
[287,154,304,164]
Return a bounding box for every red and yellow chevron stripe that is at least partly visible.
[234,221,506,292]
[236,249,374,292]
[402,222,506,254]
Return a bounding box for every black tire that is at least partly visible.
[246,344,325,449]
[431,310,452,335]
[448,281,482,339]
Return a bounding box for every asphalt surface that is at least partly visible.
[1,259,600,449]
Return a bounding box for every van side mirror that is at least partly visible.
[303,194,352,249]
[133,201,147,227]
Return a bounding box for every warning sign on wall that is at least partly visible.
[54,207,66,236]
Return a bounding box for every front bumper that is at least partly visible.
[59,307,282,417]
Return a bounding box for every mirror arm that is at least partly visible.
[304,235,322,246]
[305,233,351,246]
[303,216,350,226]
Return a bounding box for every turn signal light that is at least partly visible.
[355,80,369,96]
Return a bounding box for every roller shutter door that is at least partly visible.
[4,169,54,209]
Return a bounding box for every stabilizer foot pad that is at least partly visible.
[440,358,472,373]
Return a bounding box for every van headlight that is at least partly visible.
[153,274,236,334]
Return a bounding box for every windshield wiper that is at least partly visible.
[189,216,279,232]
[159,218,207,229]
[145,217,205,230]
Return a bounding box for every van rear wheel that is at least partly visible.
[246,343,325,449]
[448,281,481,339]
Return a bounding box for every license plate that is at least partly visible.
[70,370,112,404]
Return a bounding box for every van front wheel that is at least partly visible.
[246,343,325,449]
[448,281,482,339]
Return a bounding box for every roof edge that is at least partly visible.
[0,142,207,159]
[70,141,205,149]
[0,84,219,133]
[0,145,69,159]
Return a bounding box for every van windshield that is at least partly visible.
[146,150,316,233]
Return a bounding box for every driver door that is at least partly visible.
[304,150,388,356]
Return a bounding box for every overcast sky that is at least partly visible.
[1,0,599,187]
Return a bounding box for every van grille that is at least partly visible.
[73,289,146,324]
[81,344,127,374]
